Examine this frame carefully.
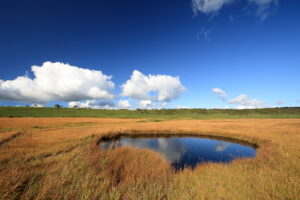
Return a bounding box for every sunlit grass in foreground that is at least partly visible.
[0,118,299,199]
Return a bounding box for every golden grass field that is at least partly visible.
[0,118,299,199]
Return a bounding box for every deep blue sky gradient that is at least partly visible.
[0,0,299,108]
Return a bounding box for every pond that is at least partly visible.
[99,135,257,170]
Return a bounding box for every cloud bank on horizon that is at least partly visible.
[0,62,115,104]
[0,62,185,109]
[0,62,280,109]
[192,0,278,20]
[212,88,266,109]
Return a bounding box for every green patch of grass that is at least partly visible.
[0,107,300,119]
[0,128,14,133]
[31,126,44,129]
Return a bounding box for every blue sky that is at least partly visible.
[0,0,299,109]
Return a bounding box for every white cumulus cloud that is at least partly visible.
[212,88,228,100]
[174,105,190,109]
[192,0,278,20]
[121,70,185,102]
[192,0,233,15]
[68,100,116,109]
[136,100,168,109]
[138,100,153,108]
[68,99,132,109]
[212,88,267,109]
[68,100,97,108]
[248,0,278,20]
[0,61,115,103]
[117,100,131,109]
[227,94,266,109]
[68,101,81,108]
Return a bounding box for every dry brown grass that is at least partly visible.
[0,118,299,199]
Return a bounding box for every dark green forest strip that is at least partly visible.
[0,107,299,119]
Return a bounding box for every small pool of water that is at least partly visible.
[100,135,256,170]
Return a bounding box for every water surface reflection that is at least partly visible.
[100,135,256,170]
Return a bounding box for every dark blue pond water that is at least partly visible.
[100,135,256,170]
